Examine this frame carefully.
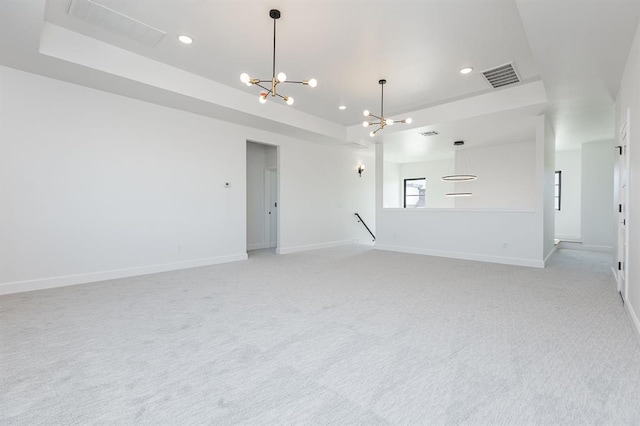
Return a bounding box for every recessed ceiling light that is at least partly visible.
[178,35,193,44]
[338,105,347,110]
[460,67,473,75]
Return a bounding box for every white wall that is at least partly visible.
[0,66,375,294]
[616,20,640,337]
[383,161,401,208]
[453,142,535,209]
[542,117,556,261]
[581,140,615,249]
[376,208,543,266]
[384,142,535,210]
[278,142,376,251]
[399,159,455,208]
[555,149,582,240]
[374,117,551,268]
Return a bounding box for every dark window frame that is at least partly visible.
[403,178,426,208]
[554,171,562,211]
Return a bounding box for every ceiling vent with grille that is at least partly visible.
[481,62,521,89]
[67,0,166,47]
[420,131,439,137]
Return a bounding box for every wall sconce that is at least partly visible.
[357,164,365,177]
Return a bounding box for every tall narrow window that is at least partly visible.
[404,178,426,208]
[554,171,561,211]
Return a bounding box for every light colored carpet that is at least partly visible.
[2,247,640,424]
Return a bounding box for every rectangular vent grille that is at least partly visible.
[481,63,521,88]
[420,131,439,137]
[68,0,166,47]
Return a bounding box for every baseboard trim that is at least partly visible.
[276,240,353,255]
[0,253,248,296]
[556,241,613,253]
[554,235,581,241]
[543,245,557,267]
[374,244,544,268]
[626,299,640,340]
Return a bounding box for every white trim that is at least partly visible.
[380,207,536,213]
[374,244,545,268]
[543,245,557,267]
[354,239,376,247]
[623,108,630,306]
[0,253,248,296]
[626,300,640,340]
[556,241,614,252]
[554,234,581,241]
[276,240,353,255]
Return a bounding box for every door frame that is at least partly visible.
[616,109,630,300]
[246,139,279,253]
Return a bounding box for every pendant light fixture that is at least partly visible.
[444,140,476,197]
[442,141,477,182]
[363,79,412,137]
[240,9,317,106]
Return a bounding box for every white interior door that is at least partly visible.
[264,169,278,249]
[617,112,629,300]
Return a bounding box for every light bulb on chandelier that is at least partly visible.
[239,9,317,106]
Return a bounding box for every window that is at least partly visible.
[404,178,426,208]
[554,171,561,211]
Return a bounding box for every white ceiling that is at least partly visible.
[1,0,639,155]
[384,107,541,163]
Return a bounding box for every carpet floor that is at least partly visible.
[1,247,640,424]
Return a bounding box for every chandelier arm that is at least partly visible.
[254,83,273,95]
[368,113,383,120]
[372,126,383,135]
[280,80,304,84]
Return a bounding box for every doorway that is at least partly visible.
[246,141,278,254]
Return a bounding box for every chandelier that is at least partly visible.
[443,141,477,197]
[240,9,317,105]
[363,79,412,137]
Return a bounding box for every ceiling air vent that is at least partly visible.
[420,131,439,137]
[67,0,166,47]
[481,62,520,89]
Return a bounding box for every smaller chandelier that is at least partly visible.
[363,79,412,137]
[442,141,476,196]
[240,9,317,106]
